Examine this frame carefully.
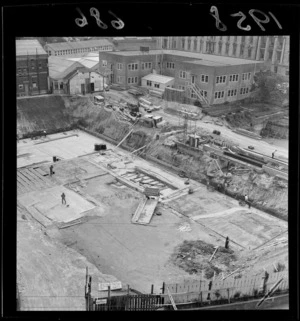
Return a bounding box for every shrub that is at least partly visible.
[233,291,241,299]
[274,262,286,272]
[194,100,202,108]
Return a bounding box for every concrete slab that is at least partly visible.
[18,186,96,223]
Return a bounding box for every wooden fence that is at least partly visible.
[163,270,288,305]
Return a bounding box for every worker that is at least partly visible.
[61,192,66,205]
[272,150,277,159]
[262,270,269,294]
[50,165,54,176]
[245,194,251,209]
[225,236,229,249]
[43,130,47,137]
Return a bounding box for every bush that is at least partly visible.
[194,100,202,108]
[233,291,241,299]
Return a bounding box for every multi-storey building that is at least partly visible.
[99,49,264,105]
[44,39,113,57]
[111,37,158,51]
[157,36,289,77]
[16,39,49,97]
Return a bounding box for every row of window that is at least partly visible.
[52,46,111,56]
[141,62,152,70]
[227,89,238,97]
[17,64,43,75]
[18,82,38,90]
[229,74,239,82]
[166,62,175,69]
[240,87,250,95]
[127,76,138,84]
[216,75,226,84]
[128,63,139,71]
[146,80,160,88]
[242,72,251,81]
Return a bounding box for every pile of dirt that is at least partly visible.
[171,240,237,278]
[225,110,253,130]
[260,120,289,139]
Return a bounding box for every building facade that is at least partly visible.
[16,40,49,97]
[45,39,113,57]
[157,36,289,77]
[112,37,158,51]
[99,50,264,105]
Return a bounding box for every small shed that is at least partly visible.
[141,74,174,92]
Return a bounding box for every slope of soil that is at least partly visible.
[17,95,72,136]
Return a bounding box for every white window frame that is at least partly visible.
[128,63,139,71]
[102,60,107,67]
[216,75,227,84]
[117,63,123,70]
[179,70,187,79]
[214,91,225,99]
[154,83,160,88]
[201,74,209,83]
[147,80,152,86]
[178,85,186,91]
[200,90,208,98]
[190,91,197,99]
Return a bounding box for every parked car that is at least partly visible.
[248,145,255,150]
[213,130,221,135]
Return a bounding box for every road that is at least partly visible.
[153,109,288,161]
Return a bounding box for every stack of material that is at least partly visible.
[149,89,164,98]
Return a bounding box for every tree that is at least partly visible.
[251,71,288,105]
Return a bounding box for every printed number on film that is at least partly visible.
[75,7,124,29]
[210,6,282,31]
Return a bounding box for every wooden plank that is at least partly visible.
[27,168,52,186]
[21,169,44,189]
[17,173,33,191]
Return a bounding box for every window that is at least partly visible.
[191,91,197,99]
[248,48,252,58]
[128,63,139,71]
[154,83,160,88]
[17,69,22,75]
[240,44,245,56]
[18,84,23,89]
[166,62,175,69]
[218,42,222,53]
[178,85,186,91]
[201,75,209,83]
[179,70,187,79]
[200,90,208,97]
[117,63,123,70]
[23,68,27,73]
[227,89,237,97]
[229,74,239,82]
[39,63,42,69]
[117,76,123,84]
[242,72,251,81]
[225,43,230,54]
[181,39,185,49]
[141,62,152,70]
[147,80,152,86]
[214,91,225,99]
[32,82,37,88]
[102,60,107,67]
[232,44,237,56]
[216,75,226,84]
[127,77,138,84]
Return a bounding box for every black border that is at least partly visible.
[2,1,300,320]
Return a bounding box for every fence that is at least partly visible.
[162,270,288,305]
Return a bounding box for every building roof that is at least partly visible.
[142,73,174,84]
[45,39,113,51]
[16,39,47,56]
[48,55,99,79]
[105,49,263,67]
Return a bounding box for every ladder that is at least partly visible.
[187,82,210,106]
[166,286,177,310]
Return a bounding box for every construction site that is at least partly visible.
[17,84,289,310]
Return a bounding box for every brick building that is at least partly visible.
[45,39,113,57]
[16,39,49,97]
[99,49,264,105]
[157,36,289,77]
[111,37,158,51]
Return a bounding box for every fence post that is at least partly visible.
[161,282,165,304]
[151,284,154,294]
[108,285,111,311]
[227,288,230,304]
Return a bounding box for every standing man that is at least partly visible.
[50,165,54,177]
[272,150,277,159]
[61,192,66,205]
[225,236,229,249]
[245,194,251,208]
